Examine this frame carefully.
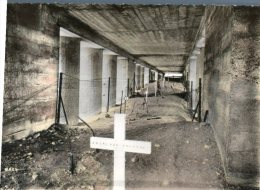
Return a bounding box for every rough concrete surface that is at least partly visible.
[3,4,59,142]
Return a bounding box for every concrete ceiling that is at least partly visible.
[61,5,205,72]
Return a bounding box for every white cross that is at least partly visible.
[90,114,152,190]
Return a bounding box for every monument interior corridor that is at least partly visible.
[1,3,259,190]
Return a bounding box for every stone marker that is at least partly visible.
[90,114,152,190]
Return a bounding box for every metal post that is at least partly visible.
[127,78,129,97]
[198,78,202,122]
[106,77,111,113]
[61,97,68,125]
[120,90,123,113]
[190,81,193,112]
[56,72,63,124]
[203,110,209,122]
[133,72,136,94]
[124,97,127,113]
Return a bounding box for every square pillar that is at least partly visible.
[102,54,117,112]
[144,67,150,86]
[140,66,145,88]
[79,44,103,119]
[155,71,158,81]
[135,64,141,90]
[116,58,128,105]
[128,59,135,96]
[59,37,81,125]
[189,57,197,110]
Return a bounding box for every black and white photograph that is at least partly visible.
[0,1,259,189]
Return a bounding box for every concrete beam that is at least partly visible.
[55,6,160,72]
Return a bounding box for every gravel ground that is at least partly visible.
[1,82,257,190]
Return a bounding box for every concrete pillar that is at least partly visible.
[149,69,153,82]
[135,64,141,90]
[189,56,197,110]
[155,71,158,81]
[140,66,145,88]
[144,67,150,86]
[128,59,135,96]
[158,73,163,80]
[151,70,155,81]
[79,44,103,119]
[59,37,80,125]
[102,54,117,112]
[116,58,128,105]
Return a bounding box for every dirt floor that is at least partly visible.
[1,81,257,190]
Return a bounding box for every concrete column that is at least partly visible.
[151,70,155,81]
[79,44,103,119]
[128,59,135,96]
[140,66,145,88]
[155,71,158,81]
[144,67,150,86]
[116,58,128,105]
[158,73,163,80]
[149,69,153,82]
[59,37,80,125]
[135,64,141,90]
[102,54,117,112]
[189,56,197,110]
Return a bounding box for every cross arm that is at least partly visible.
[90,137,151,154]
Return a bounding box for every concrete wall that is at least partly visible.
[59,37,80,125]
[102,54,117,112]
[228,7,260,185]
[204,6,260,186]
[79,47,103,119]
[3,4,59,142]
[116,58,128,105]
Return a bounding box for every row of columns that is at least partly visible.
[185,29,205,114]
[59,36,155,125]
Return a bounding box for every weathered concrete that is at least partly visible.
[0,1,7,174]
[128,59,135,96]
[59,37,80,125]
[3,4,59,142]
[140,66,145,88]
[188,57,198,110]
[64,5,205,72]
[203,6,260,187]
[155,71,158,81]
[101,54,117,112]
[116,58,128,105]
[144,67,150,86]
[56,5,159,72]
[79,46,103,119]
[135,64,141,90]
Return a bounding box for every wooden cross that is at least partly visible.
[90,114,152,190]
